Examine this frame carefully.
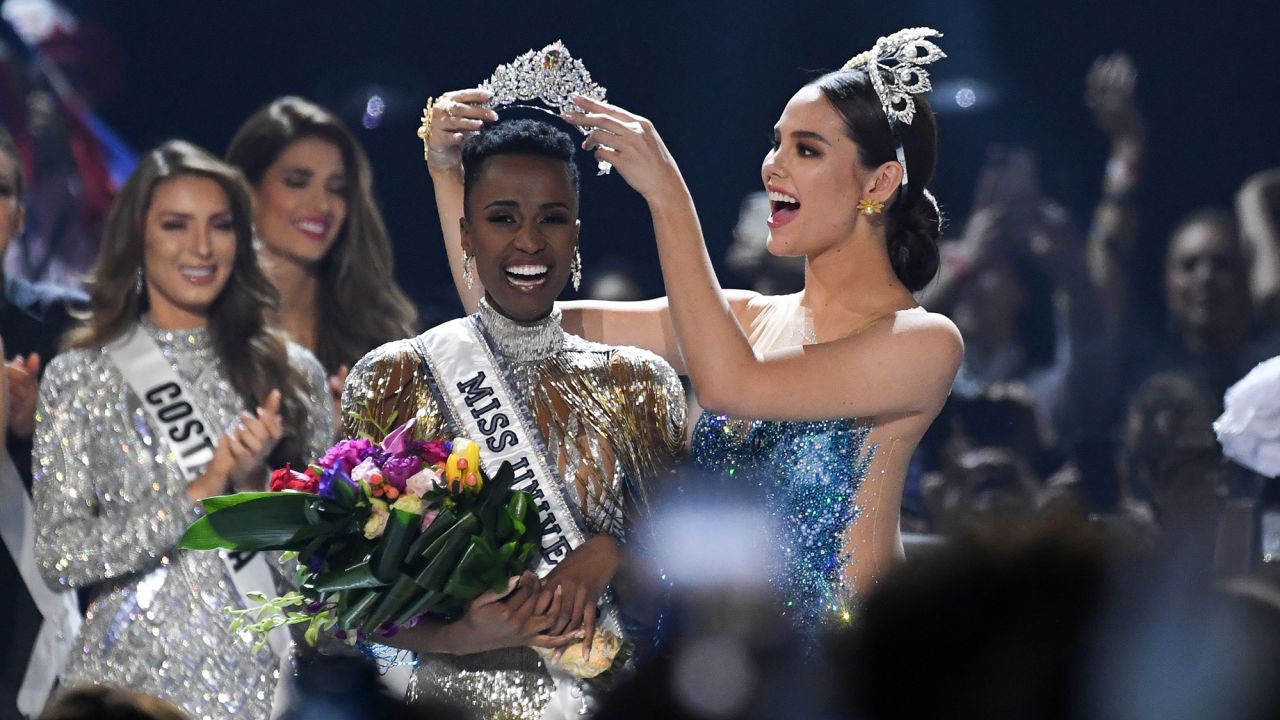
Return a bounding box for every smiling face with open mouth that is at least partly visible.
[142,174,238,328]
[760,84,871,258]
[462,153,580,323]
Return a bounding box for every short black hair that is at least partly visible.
[461,119,579,208]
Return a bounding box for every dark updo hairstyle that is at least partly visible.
[813,69,941,292]
[460,118,580,211]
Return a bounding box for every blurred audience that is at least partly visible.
[724,191,804,295]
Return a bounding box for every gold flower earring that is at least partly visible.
[857,198,885,216]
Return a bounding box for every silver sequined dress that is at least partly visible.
[32,319,333,720]
[342,300,686,720]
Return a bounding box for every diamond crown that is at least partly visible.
[478,41,607,135]
[842,27,946,126]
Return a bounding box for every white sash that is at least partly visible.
[414,316,621,718]
[0,455,81,718]
[106,327,293,714]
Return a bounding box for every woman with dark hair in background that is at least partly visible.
[226,97,419,421]
[32,141,332,719]
[425,29,962,637]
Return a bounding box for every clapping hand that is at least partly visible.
[188,389,284,500]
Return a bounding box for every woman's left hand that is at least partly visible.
[563,95,683,202]
[530,534,623,654]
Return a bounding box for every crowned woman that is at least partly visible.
[342,112,685,718]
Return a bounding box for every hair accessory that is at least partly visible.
[842,27,945,126]
[462,252,475,290]
[478,41,612,175]
[857,198,885,216]
[842,28,945,195]
[569,245,582,291]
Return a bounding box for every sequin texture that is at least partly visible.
[341,301,686,719]
[32,320,333,720]
[691,414,874,636]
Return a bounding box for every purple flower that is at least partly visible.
[318,467,357,500]
[318,438,377,475]
[305,553,325,573]
[380,418,419,456]
[381,456,423,491]
[306,600,325,613]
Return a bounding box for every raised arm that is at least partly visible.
[566,97,962,422]
[1083,52,1145,326]
[1237,169,1280,328]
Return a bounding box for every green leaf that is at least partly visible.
[391,589,446,627]
[406,507,457,565]
[180,493,318,551]
[370,509,421,583]
[337,589,380,630]
[310,559,387,593]
[360,574,421,633]
[412,513,479,591]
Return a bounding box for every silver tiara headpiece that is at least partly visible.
[478,41,611,174]
[842,27,945,126]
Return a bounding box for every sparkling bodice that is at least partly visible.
[341,302,686,720]
[32,320,332,720]
[691,412,876,635]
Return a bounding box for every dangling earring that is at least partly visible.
[857,198,885,216]
[570,245,582,292]
[462,252,475,290]
[135,268,145,297]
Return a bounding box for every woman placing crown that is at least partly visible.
[424,31,962,641]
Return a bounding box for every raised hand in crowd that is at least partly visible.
[4,352,40,438]
[186,389,284,501]
[1084,52,1145,323]
[1236,169,1280,329]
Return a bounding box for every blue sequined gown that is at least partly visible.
[692,413,876,636]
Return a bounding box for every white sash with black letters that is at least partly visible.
[106,326,293,714]
[0,454,81,718]
[414,316,623,719]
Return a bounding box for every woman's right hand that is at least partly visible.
[423,88,498,174]
[188,389,284,501]
[439,571,570,655]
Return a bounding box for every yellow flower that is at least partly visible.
[446,438,483,493]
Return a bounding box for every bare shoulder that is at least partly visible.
[839,307,963,380]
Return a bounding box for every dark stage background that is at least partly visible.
[74,0,1280,323]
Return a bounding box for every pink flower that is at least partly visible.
[351,457,383,486]
[319,438,376,475]
[421,440,450,464]
[381,418,419,456]
[405,467,441,498]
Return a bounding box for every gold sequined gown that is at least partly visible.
[342,300,686,720]
[32,320,333,720]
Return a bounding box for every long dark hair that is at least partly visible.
[70,140,310,468]
[225,97,419,373]
[813,69,942,292]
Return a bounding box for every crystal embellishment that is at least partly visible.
[479,41,607,131]
[842,27,946,126]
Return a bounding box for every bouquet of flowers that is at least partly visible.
[179,416,541,647]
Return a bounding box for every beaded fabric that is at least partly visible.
[341,300,686,719]
[32,319,332,720]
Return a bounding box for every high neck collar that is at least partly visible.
[139,315,213,352]
[475,298,564,362]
